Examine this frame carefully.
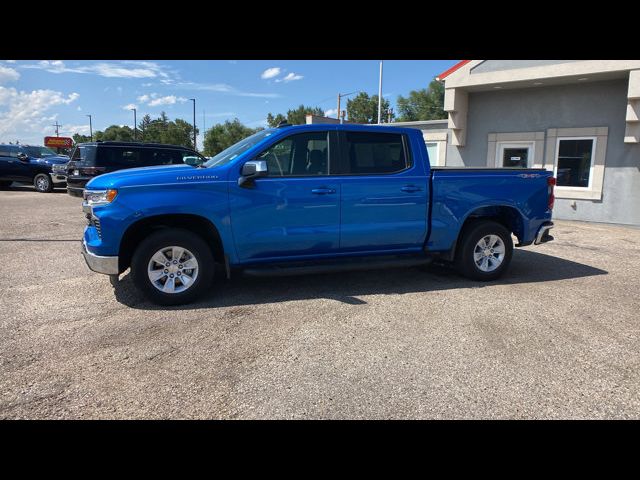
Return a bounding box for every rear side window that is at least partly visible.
[0,145,15,157]
[143,149,206,166]
[98,147,143,168]
[71,146,97,164]
[343,132,408,174]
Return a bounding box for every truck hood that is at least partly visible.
[39,155,69,165]
[85,164,224,189]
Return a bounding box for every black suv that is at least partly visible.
[66,142,206,197]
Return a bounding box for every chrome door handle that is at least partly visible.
[311,188,336,195]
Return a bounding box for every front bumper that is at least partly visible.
[81,238,119,275]
[50,173,67,185]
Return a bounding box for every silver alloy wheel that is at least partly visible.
[36,175,49,191]
[147,246,199,294]
[473,234,506,272]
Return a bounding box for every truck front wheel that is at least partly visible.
[34,173,53,193]
[130,228,214,306]
[455,220,513,281]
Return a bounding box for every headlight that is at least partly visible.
[83,189,118,206]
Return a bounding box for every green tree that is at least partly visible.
[266,113,287,128]
[395,79,446,121]
[346,92,392,124]
[203,118,260,156]
[133,112,198,149]
[98,125,135,142]
[138,114,152,141]
[266,105,324,127]
[72,133,92,144]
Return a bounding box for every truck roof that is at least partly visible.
[75,141,196,150]
[275,123,420,135]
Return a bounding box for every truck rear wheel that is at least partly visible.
[130,228,214,306]
[455,220,513,281]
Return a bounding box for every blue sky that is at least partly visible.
[0,60,457,149]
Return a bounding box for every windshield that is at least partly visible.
[203,129,276,168]
[23,146,57,158]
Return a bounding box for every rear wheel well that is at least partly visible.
[118,214,224,273]
[450,206,524,262]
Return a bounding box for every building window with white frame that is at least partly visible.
[555,137,596,188]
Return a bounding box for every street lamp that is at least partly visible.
[131,107,137,141]
[189,98,196,150]
[86,114,93,141]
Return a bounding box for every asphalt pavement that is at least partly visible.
[0,184,638,419]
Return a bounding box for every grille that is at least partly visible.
[87,216,102,238]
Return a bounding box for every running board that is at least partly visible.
[242,256,433,277]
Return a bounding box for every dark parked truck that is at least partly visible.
[0,144,69,192]
[80,124,555,305]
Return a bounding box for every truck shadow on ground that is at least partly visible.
[112,249,608,311]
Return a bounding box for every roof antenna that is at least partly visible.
[277,120,292,128]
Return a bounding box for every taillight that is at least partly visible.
[547,176,556,210]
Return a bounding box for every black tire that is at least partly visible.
[0,181,11,189]
[34,173,53,193]
[455,220,513,281]
[130,228,214,306]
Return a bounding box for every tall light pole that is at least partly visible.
[189,98,196,150]
[377,60,384,124]
[86,114,93,141]
[131,108,137,141]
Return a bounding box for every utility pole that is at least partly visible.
[337,91,356,124]
[131,108,137,141]
[189,98,196,150]
[377,60,383,124]
[86,114,93,141]
[52,121,62,137]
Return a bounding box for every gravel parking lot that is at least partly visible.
[1,184,639,419]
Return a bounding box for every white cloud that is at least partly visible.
[173,81,281,99]
[0,86,79,142]
[21,60,171,79]
[261,67,281,79]
[123,103,137,110]
[275,72,303,83]
[61,124,91,136]
[4,60,17,64]
[147,95,187,107]
[132,92,187,108]
[0,65,20,84]
[324,108,338,117]
[77,106,82,111]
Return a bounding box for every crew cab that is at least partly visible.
[0,144,69,192]
[80,124,555,305]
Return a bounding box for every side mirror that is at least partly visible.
[17,153,29,162]
[184,156,203,166]
[238,160,268,187]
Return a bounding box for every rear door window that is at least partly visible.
[99,147,143,168]
[71,145,97,164]
[341,131,409,174]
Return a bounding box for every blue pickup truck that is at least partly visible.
[80,124,555,305]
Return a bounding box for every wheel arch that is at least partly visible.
[118,213,224,273]
[449,204,524,262]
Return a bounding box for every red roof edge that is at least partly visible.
[436,60,471,81]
